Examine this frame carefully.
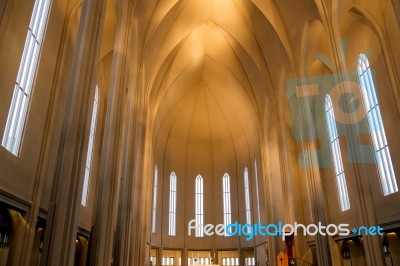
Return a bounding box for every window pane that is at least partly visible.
[357,54,398,195]
[244,167,252,229]
[325,94,350,211]
[151,166,158,233]
[168,172,177,236]
[254,160,261,222]
[195,175,204,237]
[81,86,99,206]
[222,173,232,236]
[2,0,51,156]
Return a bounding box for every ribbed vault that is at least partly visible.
[146,0,302,153]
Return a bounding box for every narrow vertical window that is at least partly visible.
[168,172,177,236]
[222,173,232,236]
[325,94,350,211]
[151,165,158,233]
[254,160,261,222]
[195,174,204,237]
[244,168,252,226]
[2,0,51,155]
[81,86,99,206]
[358,54,398,196]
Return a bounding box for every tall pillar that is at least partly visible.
[211,248,216,265]
[350,165,385,266]
[157,247,163,266]
[89,1,130,265]
[216,251,219,265]
[110,5,153,263]
[306,167,332,266]
[182,248,188,266]
[40,0,107,265]
[238,248,244,266]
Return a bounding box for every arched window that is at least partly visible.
[195,175,204,237]
[254,160,261,222]
[222,173,232,235]
[81,85,99,206]
[243,168,252,226]
[325,94,350,211]
[151,165,158,233]
[168,172,177,236]
[358,54,398,195]
[2,0,51,156]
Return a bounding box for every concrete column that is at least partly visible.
[157,247,163,266]
[110,4,153,263]
[211,249,216,265]
[239,248,245,266]
[350,166,385,266]
[182,248,188,266]
[307,167,332,266]
[40,0,107,265]
[89,1,130,265]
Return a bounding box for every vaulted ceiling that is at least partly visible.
[135,0,321,166]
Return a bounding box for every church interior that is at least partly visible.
[0,0,400,265]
